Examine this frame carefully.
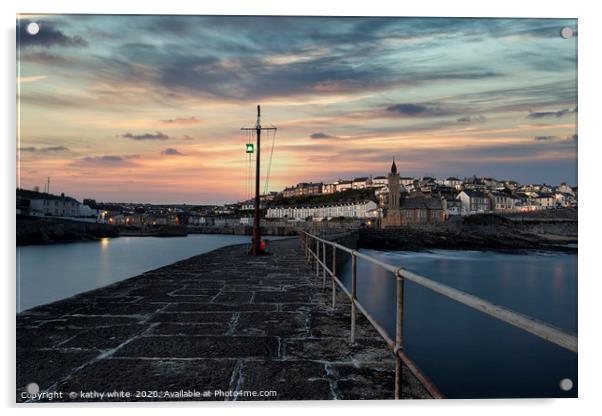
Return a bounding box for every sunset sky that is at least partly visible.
[17,15,577,204]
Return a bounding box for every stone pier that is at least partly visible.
[16,237,431,401]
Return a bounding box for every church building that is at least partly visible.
[381,159,446,228]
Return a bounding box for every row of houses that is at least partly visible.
[266,200,379,220]
[282,176,418,197]
[455,189,576,215]
[281,174,576,203]
[17,189,98,218]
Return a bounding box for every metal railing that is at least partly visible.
[300,231,578,400]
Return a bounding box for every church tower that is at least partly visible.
[383,157,402,227]
[388,157,400,210]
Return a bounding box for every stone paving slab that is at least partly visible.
[16,237,431,402]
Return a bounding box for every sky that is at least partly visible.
[17,15,577,204]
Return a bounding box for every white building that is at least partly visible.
[266,200,379,220]
[557,183,574,195]
[399,177,414,187]
[370,176,388,188]
[489,192,518,213]
[322,183,337,194]
[18,189,83,217]
[554,192,577,208]
[352,177,371,189]
[458,190,492,215]
[535,193,555,208]
[335,181,352,192]
[444,177,463,190]
[78,203,100,218]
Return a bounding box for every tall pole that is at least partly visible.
[253,105,261,256]
[241,105,276,256]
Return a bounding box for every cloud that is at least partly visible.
[534,135,577,142]
[310,132,338,139]
[20,51,69,64]
[161,148,184,156]
[17,75,47,84]
[385,103,460,117]
[18,20,88,48]
[122,131,170,141]
[43,146,69,152]
[527,107,577,119]
[71,155,138,167]
[457,115,486,123]
[386,104,432,115]
[18,146,69,152]
[19,92,86,109]
[161,117,201,125]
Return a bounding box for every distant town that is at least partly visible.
[16,161,577,230]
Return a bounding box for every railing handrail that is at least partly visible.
[302,230,578,354]
[397,267,578,353]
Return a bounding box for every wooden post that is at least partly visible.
[351,253,357,344]
[394,275,405,399]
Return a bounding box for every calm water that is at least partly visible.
[339,249,577,398]
[16,234,261,312]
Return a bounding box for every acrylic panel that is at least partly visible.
[16,15,578,402]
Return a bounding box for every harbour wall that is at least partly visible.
[17,215,119,246]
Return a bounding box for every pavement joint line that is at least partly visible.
[225,313,241,336]
[227,359,245,401]
[324,363,340,400]
[277,336,284,358]
[209,287,225,304]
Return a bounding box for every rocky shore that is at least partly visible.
[359,215,577,253]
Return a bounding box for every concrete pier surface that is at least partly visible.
[16,237,431,401]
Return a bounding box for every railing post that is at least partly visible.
[306,234,310,262]
[331,246,336,309]
[394,274,405,399]
[322,241,327,288]
[315,239,320,277]
[350,253,357,344]
[303,233,306,258]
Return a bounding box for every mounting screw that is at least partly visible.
[560,26,573,39]
[559,378,574,391]
[25,382,39,395]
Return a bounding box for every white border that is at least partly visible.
[2,1,600,415]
